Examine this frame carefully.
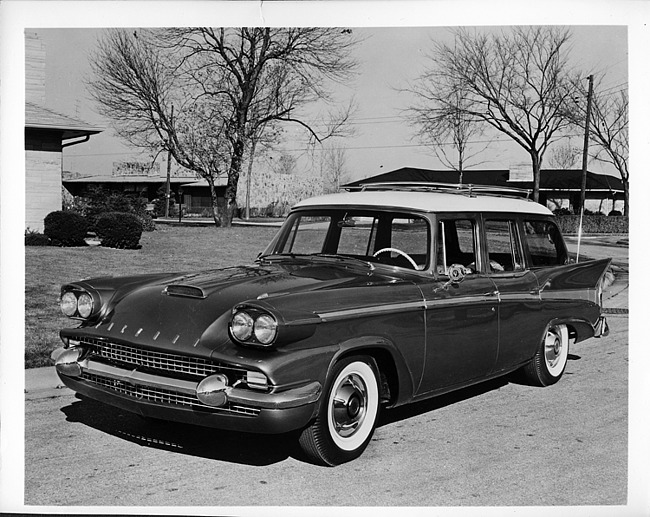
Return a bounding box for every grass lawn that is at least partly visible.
[25,224,279,368]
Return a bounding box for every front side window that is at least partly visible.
[523,220,567,266]
[265,210,430,270]
[484,219,523,272]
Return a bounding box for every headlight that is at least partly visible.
[231,311,254,341]
[254,314,277,345]
[77,293,94,319]
[60,292,78,317]
[60,289,96,319]
[230,309,278,346]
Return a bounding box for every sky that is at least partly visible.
[34,24,628,182]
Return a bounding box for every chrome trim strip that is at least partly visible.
[498,292,541,302]
[318,301,424,321]
[424,295,498,309]
[540,288,598,304]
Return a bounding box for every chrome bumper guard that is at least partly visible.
[51,347,321,411]
[594,315,609,338]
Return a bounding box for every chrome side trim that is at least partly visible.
[498,292,541,302]
[318,301,424,322]
[424,295,498,309]
[540,288,598,304]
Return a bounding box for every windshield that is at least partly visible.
[261,209,431,271]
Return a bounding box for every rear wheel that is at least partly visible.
[523,324,569,386]
[298,356,380,466]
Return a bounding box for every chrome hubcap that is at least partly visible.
[544,330,562,369]
[331,374,367,438]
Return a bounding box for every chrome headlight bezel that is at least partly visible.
[60,288,97,320]
[230,307,278,347]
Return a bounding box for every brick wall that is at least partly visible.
[26,150,62,231]
[25,31,46,105]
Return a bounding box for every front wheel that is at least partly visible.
[298,356,380,466]
[522,324,569,386]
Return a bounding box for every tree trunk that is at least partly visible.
[623,178,629,217]
[206,176,223,227]
[531,152,542,203]
[218,139,246,228]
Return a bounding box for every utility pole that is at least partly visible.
[164,106,174,219]
[577,74,594,262]
[579,75,594,214]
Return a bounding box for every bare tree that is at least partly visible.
[406,80,489,182]
[569,76,629,215]
[88,28,358,226]
[548,140,580,169]
[320,144,349,193]
[273,153,298,176]
[412,27,575,201]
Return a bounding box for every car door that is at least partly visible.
[416,216,499,395]
[481,217,544,372]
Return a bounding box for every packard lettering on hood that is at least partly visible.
[53,183,612,466]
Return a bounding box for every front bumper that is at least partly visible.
[51,347,321,434]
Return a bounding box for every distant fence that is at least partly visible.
[556,215,628,235]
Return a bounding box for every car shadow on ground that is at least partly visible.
[61,395,303,466]
[60,364,580,467]
[378,377,509,427]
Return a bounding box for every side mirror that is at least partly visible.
[447,264,467,284]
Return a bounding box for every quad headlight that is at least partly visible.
[60,289,95,320]
[230,308,278,347]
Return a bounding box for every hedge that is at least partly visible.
[43,211,88,246]
[95,212,143,249]
[555,215,628,235]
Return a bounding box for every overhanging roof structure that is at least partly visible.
[344,167,624,194]
[25,102,103,140]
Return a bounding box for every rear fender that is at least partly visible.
[534,258,612,306]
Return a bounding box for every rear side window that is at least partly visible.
[437,219,478,275]
[523,220,567,266]
[484,219,523,272]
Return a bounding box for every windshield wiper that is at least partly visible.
[257,253,375,271]
[304,254,376,271]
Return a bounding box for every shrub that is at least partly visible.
[608,210,623,216]
[555,215,628,234]
[95,212,143,249]
[25,228,50,246]
[152,186,175,218]
[43,211,88,246]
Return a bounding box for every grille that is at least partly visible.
[82,372,260,416]
[78,337,244,380]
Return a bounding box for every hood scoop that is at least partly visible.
[163,284,206,299]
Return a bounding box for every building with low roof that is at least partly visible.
[25,102,103,230]
[25,31,103,231]
[344,167,625,214]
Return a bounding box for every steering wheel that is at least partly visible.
[372,248,419,270]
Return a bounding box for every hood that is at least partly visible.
[67,260,391,357]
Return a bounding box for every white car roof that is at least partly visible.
[294,190,553,216]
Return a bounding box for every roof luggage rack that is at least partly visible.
[345,181,532,199]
